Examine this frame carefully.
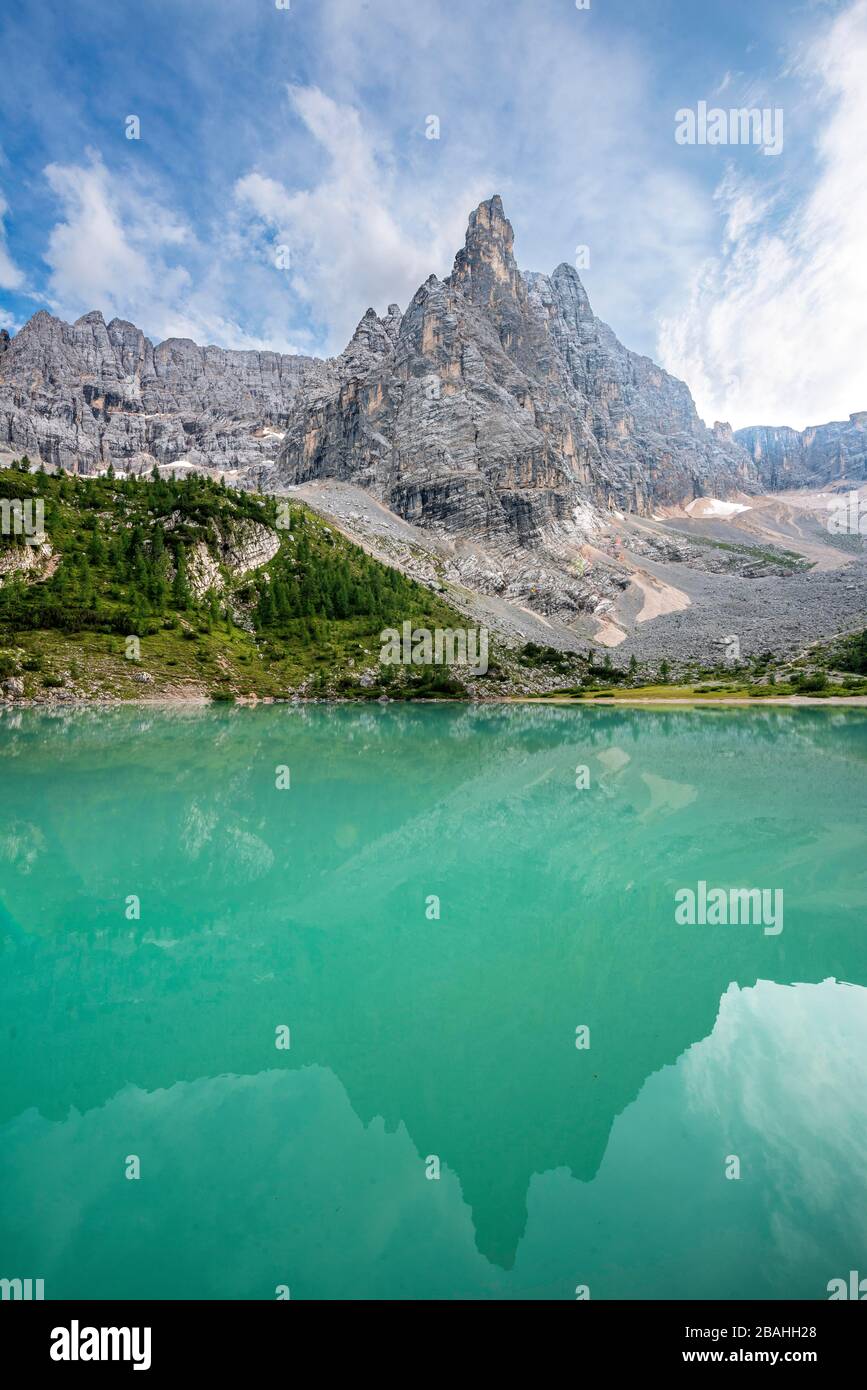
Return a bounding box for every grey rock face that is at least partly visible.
[0,308,333,475]
[8,194,860,562]
[273,195,757,546]
[735,414,867,489]
[0,539,53,583]
[186,519,281,599]
[221,518,282,576]
[144,510,280,600]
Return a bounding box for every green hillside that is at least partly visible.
[0,461,477,701]
[3,461,863,705]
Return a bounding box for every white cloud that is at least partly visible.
[658,0,867,430]
[44,152,189,322]
[297,0,715,357]
[41,152,302,352]
[0,189,25,291]
[31,0,862,404]
[38,101,489,359]
[23,7,720,366]
[234,85,495,355]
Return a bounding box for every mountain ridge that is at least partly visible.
[271,194,759,541]
[736,415,867,489]
[2,196,861,526]
[1,195,761,532]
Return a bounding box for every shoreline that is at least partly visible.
[2,694,867,711]
[517,694,867,707]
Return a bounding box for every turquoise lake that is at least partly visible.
[1,704,866,1300]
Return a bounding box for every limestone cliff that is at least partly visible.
[736,414,867,489]
[5,195,827,556]
[273,196,757,545]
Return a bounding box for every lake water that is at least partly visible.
[1,704,866,1300]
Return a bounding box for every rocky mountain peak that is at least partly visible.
[381,304,403,347]
[549,262,593,320]
[449,194,523,311]
[266,195,762,541]
[343,307,393,361]
[11,193,855,551]
[19,309,55,335]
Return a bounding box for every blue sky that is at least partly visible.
[0,0,864,428]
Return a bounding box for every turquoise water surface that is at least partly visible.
[1,704,866,1300]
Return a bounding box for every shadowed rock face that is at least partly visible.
[736,414,867,489]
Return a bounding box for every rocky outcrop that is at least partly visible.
[735,414,867,489]
[273,196,756,547]
[186,543,223,601]
[0,539,54,584]
[221,518,281,575]
[0,308,333,475]
[13,195,865,561]
[186,519,280,599]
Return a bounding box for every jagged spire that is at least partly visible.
[449,195,522,307]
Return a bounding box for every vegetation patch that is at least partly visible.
[0,462,471,701]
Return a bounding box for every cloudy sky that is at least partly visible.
[0,0,864,429]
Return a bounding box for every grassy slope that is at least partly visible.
[2,465,865,703]
[0,466,479,701]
